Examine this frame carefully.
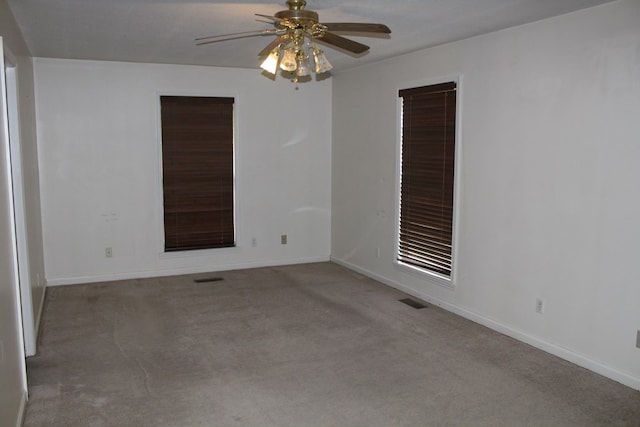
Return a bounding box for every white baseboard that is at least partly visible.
[331,256,640,392]
[45,256,330,286]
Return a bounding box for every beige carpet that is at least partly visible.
[24,262,640,426]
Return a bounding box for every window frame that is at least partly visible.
[155,91,239,256]
[394,76,462,288]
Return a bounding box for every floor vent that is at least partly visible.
[399,298,428,309]
[194,277,224,283]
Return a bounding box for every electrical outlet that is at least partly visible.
[105,247,113,258]
[376,248,381,258]
[251,238,257,247]
[636,330,640,349]
[535,298,544,314]
[281,234,287,245]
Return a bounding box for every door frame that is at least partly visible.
[3,45,35,356]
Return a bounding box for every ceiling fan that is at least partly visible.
[196,0,391,80]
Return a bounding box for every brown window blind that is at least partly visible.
[160,96,235,251]
[398,82,456,276]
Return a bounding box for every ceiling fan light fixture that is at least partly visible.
[280,47,298,72]
[312,48,332,74]
[198,1,391,81]
[260,48,280,74]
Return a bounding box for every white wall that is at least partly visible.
[332,0,640,390]
[35,59,332,285]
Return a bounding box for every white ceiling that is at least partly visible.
[7,0,616,72]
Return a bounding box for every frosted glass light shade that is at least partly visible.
[260,49,280,75]
[296,55,312,77]
[280,48,297,72]
[313,49,333,74]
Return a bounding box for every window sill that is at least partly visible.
[158,245,239,260]
[394,260,455,290]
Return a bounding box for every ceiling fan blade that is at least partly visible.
[196,33,267,46]
[196,29,283,46]
[258,35,289,57]
[255,13,283,22]
[323,23,391,34]
[196,30,269,42]
[318,32,370,54]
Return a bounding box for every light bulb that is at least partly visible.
[313,48,333,74]
[260,48,280,75]
[280,48,297,72]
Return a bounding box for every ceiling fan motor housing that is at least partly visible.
[286,0,308,11]
[276,0,319,25]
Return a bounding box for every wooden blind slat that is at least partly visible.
[398,82,456,277]
[161,96,235,251]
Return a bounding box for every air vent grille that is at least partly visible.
[399,298,427,309]
[194,277,224,283]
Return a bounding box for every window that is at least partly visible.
[160,96,235,251]
[398,82,457,278]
